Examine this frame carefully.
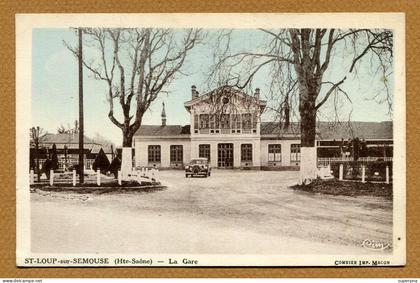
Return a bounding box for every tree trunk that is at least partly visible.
[284,100,290,129]
[122,132,133,147]
[299,97,318,185]
[121,128,134,180]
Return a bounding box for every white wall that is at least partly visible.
[191,136,260,168]
[134,138,191,168]
[134,137,304,169]
[260,139,301,167]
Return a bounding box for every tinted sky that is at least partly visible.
[32,28,394,145]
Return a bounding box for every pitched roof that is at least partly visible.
[260,122,300,136]
[39,133,96,144]
[134,125,191,137]
[34,133,116,152]
[261,121,393,140]
[316,121,393,140]
[133,121,392,140]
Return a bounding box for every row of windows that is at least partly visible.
[267,144,301,162]
[148,145,183,163]
[194,113,257,131]
[147,144,301,163]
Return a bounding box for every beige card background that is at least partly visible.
[1,0,419,278]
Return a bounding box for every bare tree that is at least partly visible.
[30,126,46,182]
[209,28,393,184]
[57,120,79,134]
[65,28,202,148]
[57,125,67,134]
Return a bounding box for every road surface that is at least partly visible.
[31,170,393,254]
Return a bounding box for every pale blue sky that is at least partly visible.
[32,28,394,145]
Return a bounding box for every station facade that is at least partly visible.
[133,86,393,170]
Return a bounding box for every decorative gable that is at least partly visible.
[184,85,266,114]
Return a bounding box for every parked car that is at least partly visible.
[185,158,211,178]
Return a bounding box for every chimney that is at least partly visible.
[191,85,199,99]
[254,88,260,101]
[161,102,167,126]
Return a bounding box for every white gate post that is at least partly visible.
[72,170,76,186]
[155,169,159,182]
[361,166,366,183]
[386,166,390,184]
[30,170,34,185]
[97,169,101,186]
[118,170,122,185]
[49,170,54,186]
[339,164,344,181]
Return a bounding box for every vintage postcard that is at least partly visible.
[16,13,406,267]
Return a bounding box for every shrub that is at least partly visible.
[42,159,53,179]
[92,148,111,174]
[109,156,121,178]
[50,143,59,170]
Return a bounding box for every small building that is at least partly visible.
[133,86,393,170]
[30,133,115,171]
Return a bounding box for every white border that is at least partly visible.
[16,13,406,267]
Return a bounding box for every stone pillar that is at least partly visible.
[96,169,101,186]
[361,166,366,183]
[30,170,34,185]
[73,170,76,186]
[339,164,344,181]
[49,170,54,186]
[121,147,132,181]
[118,170,122,185]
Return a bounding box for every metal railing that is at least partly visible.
[35,158,96,170]
[317,156,393,167]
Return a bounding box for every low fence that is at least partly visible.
[317,157,392,167]
[328,161,392,183]
[29,167,160,187]
[34,158,96,171]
